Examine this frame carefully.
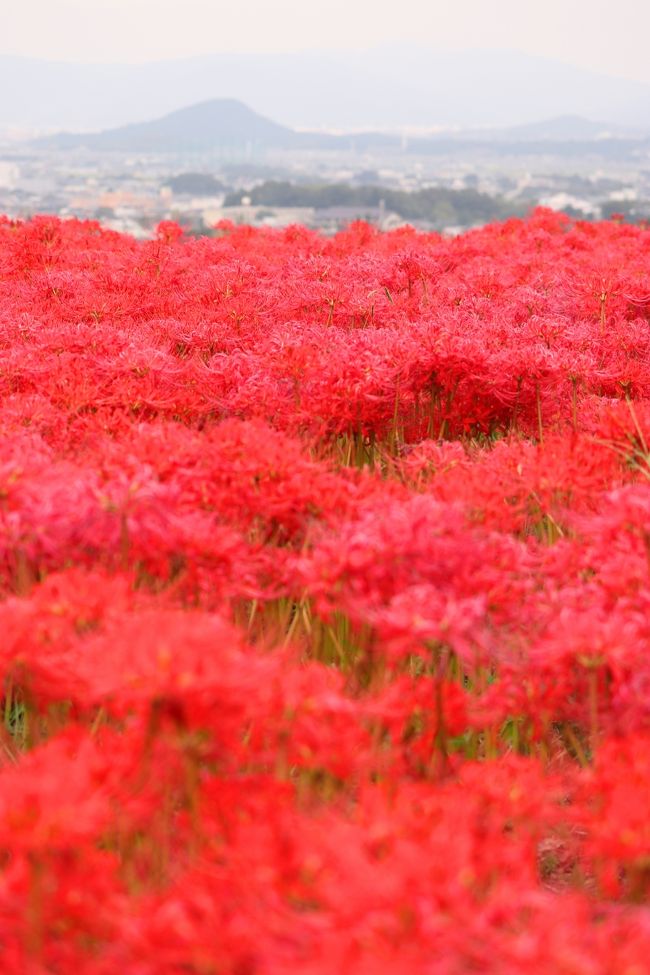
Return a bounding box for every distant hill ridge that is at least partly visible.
[38,99,310,152]
[34,100,650,156]
[497,114,641,141]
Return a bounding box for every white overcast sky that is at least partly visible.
[4,0,650,84]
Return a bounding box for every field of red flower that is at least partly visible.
[2,208,650,971]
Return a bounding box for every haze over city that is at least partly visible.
[2,0,650,236]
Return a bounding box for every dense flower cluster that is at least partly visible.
[2,210,650,971]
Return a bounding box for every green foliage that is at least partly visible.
[224,180,528,228]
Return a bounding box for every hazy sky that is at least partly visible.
[5,0,650,84]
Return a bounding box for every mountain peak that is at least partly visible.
[37,97,298,152]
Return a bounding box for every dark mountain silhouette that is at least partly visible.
[36,99,341,152]
[34,100,649,159]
